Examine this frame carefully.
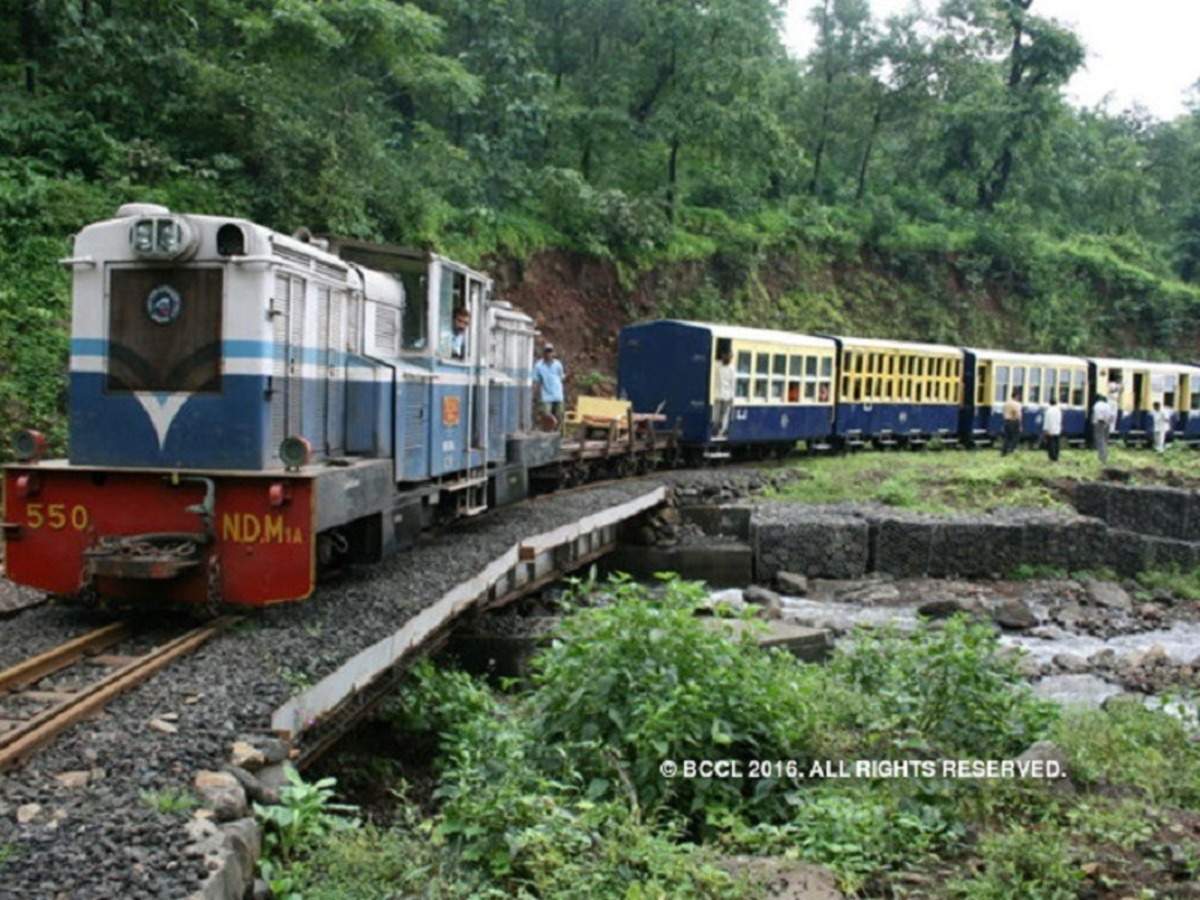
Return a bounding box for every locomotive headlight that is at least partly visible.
[133,219,155,252]
[12,429,46,463]
[156,219,182,254]
[129,216,195,260]
[279,436,312,471]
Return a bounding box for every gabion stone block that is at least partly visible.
[1107,485,1190,540]
[927,520,1023,579]
[1105,529,1156,578]
[1144,536,1199,573]
[752,508,870,581]
[871,512,936,578]
[1183,494,1200,543]
[1072,482,1111,521]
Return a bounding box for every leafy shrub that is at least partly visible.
[255,766,359,866]
[529,575,840,824]
[1052,703,1200,808]
[724,781,963,893]
[949,826,1082,899]
[831,617,1057,757]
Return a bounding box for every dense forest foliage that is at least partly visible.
[2,0,1200,443]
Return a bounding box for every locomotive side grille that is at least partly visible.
[107,267,222,393]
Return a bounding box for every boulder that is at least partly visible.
[836,581,902,607]
[992,597,1037,630]
[1084,580,1133,612]
[1016,740,1074,794]
[224,766,279,805]
[744,586,784,620]
[229,741,266,771]
[194,770,248,822]
[776,572,809,596]
[917,597,982,619]
[697,589,748,616]
[1052,653,1089,674]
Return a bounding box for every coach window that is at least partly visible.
[994,365,1010,404]
[1058,372,1072,405]
[754,353,770,400]
[1028,368,1042,404]
[1011,366,1025,401]
[735,350,752,399]
[1071,370,1085,406]
[803,356,817,400]
[771,354,787,400]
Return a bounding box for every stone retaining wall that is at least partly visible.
[1074,482,1200,542]
[749,499,1200,581]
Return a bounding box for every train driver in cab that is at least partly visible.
[452,306,470,359]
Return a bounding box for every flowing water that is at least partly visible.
[738,591,1200,711]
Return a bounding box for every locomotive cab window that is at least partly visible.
[107,267,222,393]
[397,270,428,351]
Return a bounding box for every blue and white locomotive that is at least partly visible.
[4,204,552,609]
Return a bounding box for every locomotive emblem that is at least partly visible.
[145,285,182,325]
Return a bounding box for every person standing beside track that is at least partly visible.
[534,343,566,431]
[1092,394,1116,464]
[1001,388,1022,456]
[1042,396,1062,462]
[1151,401,1170,454]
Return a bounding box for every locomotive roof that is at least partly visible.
[654,320,834,350]
[966,348,1087,368]
[831,335,962,355]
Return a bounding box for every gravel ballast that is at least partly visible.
[0,467,791,899]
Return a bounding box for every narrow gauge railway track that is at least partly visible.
[0,616,237,770]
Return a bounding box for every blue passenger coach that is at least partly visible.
[1088,358,1200,444]
[830,336,963,445]
[618,321,836,448]
[962,349,1088,443]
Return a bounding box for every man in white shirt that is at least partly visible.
[713,350,735,438]
[1091,395,1116,464]
[1151,401,1171,453]
[1042,397,1062,461]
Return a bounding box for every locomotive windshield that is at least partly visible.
[106,267,223,393]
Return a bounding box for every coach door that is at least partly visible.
[318,286,347,457]
[271,273,307,458]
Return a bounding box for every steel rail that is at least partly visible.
[0,622,131,692]
[0,616,237,770]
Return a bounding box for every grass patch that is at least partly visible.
[772,446,1200,513]
[140,787,197,816]
[1137,566,1200,602]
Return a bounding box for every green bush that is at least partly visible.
[1052,703,1200,808]
[950,826,1082,900]
[831,617,1057,758]
[529,575,841,824]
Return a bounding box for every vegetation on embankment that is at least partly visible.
[771,446,1200,513]
[4,1,1200,455]
[252,575,1200,898]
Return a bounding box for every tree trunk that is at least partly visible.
[20,0,38,93]
[666,138,680,222]
[808,0,835,196]
[855,102,883,202]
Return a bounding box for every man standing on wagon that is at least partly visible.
[534,343,566,431]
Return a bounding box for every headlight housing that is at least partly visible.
[129,215,196,260]
[280,436,312,470]
[12,429,46,463]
